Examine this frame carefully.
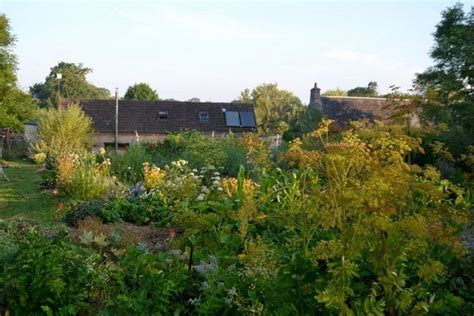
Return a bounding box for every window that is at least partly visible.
[239,112,256,127]
[158,111,168,120]
[104,142,129,149]
[225,111,240,127]
[199,111,209,122]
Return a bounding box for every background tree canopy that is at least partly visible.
[322,87,348,96]
[30,62,110,108]
[414,3,473,165]
[0,14,35,132]
[347,81,378,97]
[124,83,159,101]
[415,3,473,133]
[239,83,304,135]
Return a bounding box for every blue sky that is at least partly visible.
[2,0,473,103]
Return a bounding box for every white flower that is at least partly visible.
[213,172,220,176]
[228,287,238,296]
[196,194,205,201]
[99,147,106,154]
[192,169,198,173]
[217,187,223,192]
[212,180,220,186]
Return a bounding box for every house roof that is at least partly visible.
[321,96,393,122]
[73,99,256,134]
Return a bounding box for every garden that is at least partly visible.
[0,105,472,315]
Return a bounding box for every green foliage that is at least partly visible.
[0,88,36,133]
[30,62,110,108]
[239,83,303,135]
[3,124,474,315]
[415,3,474,172]
[0,225,105,315]
[283,107,322,141]
[322,87,348,96]
[348,81,378,97]
[153,132,244,175]
[103,248,196,314]
[0,14,35,132]
[56,153,123,201]
[0,14,16,98]
[1,139,28,160]
[63,199,112,226]
[0,220,196,315]
[124,82,159,101]
[109,144,151,184]
[34,104,93,160]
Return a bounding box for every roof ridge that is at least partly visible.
[322,96,387,100]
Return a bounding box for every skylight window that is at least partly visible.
[199,111,209,122]
[158,111,168,120]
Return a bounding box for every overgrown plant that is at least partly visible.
[34,104,93,161]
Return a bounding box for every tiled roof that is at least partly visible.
[321,96,392,122]
[72,100,256,134]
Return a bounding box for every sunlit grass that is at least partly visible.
[0,160,57,222]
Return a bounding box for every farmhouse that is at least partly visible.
[68,99,257,148]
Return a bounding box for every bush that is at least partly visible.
[34,105,93,161]
[103,248,197,314]
[63,199,111,226]
[109,144,151,184]
[221,136,248,176]
[154,132,227,170]
[2,139,29,160]
[56,153,122,201]
[0,232,105,315]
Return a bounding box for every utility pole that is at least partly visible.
[56,73,62,107]
[115,88,119,153]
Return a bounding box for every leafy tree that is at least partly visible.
[30,62,110,108]
[413,4,473,174]
[124,83,159,101]
[0,88,36,132]
[347,81,378,97]
[0,14,35,132]
[415,4,473,135]
[322,87,348,96]
[187,97,201,102]
[239,83,303,135]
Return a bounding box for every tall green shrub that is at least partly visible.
[109,144,151,184]
[34,105,93,160]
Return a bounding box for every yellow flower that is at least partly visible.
[143,163,166,190]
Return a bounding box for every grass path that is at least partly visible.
[0,160,57,222]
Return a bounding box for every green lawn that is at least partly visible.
[0,160,57,222]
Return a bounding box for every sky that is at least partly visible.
[1,0,473,103]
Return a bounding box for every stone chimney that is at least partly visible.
[308,82,322,112]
